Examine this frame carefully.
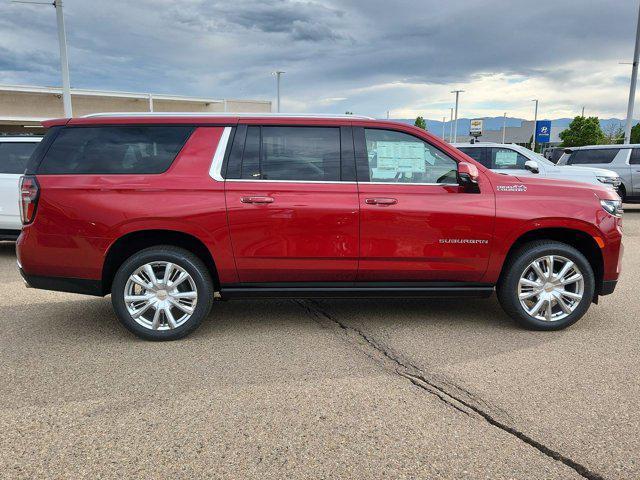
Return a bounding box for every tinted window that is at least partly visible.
[458,147,490,167]
[364,129,457,184]
[38,126,193,174]
[0,142,39,174]
[240,126,340,181]
[490,147,528,169]
[569,149,618,165]
[630,149,640,165]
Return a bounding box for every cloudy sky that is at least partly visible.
[0,0,638,119]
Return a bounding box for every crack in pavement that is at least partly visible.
[294,299,605,480]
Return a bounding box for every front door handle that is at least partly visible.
[365,197,398,205]
[241,196,274,204]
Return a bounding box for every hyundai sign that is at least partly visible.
[535,120,552,143]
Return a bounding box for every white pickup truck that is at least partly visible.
[0,136,41,240]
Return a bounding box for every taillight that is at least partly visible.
[19,175,40,225]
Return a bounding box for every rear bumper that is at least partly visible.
[19,268,104,296]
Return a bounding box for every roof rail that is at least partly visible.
[81,112,376,120]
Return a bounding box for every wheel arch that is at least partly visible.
[498,227,604,296]
[102,229,220,295]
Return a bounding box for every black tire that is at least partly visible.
[618,184,627,203]
[111,246,214,340]
[497,240,595,330]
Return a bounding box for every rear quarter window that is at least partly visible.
[37,126,194,174]
[569,149,618,165]
[0,141,40,174]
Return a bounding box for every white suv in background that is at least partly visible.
[0,136,41,240]
[453,142,621,192]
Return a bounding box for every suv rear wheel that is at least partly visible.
[111,246,214,340]
[497,241,595,330]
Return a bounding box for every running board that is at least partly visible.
[219,283,494,299]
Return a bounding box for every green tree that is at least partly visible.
[630,123,640,144]
[559,116,606,147]
[604,123,625,144]
[414,116,427,130]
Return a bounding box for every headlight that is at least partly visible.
[597,176,622,188]
[600,199,623,217]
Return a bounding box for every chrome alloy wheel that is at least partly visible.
[124,262,198,331]
[518,255,584,322]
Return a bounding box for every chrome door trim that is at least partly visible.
[209,126,232,182]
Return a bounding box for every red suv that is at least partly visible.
[17,113,623,340]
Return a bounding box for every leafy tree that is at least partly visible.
[630,123,640,144]
[414,116,427,130]
[559,116,606,147]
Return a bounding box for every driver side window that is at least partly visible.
[363,129,458,184]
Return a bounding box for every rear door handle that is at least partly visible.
[365,197,398,205]
[241,196,274,204]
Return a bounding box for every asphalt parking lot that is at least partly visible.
[0,208,638,480]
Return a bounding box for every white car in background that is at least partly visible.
[0,136,41,240]
[453,142,621,192]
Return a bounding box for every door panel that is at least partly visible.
[225,182,359,282]
[357,181,494,281]
[0,174,21,230]
[224,124,359,283]
[355,127,495,282]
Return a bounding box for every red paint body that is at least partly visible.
[17,116,623,294]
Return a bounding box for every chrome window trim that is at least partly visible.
[225,178,458,186]
[209,126,232,182]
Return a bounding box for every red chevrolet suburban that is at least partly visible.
[17,113,623,340]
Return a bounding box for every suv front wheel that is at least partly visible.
[497,241,595,330]
[111,246,214,340]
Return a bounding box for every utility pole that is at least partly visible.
[448,107,454,142]
[502,112,507,143]
[531,99,539,152]
[442,116,446,139]
[12,0,73,117]
[386,110,390,119]
[272,71,285,112]
[625,1,640,143]
[581,106,585,117]
[451,90,464,142]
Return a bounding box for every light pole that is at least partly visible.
[625,1,640,143]
[272,71,285,113]
[448,107,454,142]
[531,99,539,152]
[502,112,507,144]
[451,90,464,142]
[12,0,73,117]
[442,116,446,139]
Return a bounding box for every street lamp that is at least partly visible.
[272,71,285,113]
[502,112,507,144]
[531,99,539,152]
[451,90,464,141]
[12,0,73,117]
[448,107,454,142]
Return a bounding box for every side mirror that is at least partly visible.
[457,162,479,185]
[524,160,539,174]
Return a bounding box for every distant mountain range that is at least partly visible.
[390,117,630,133]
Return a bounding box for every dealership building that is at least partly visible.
[0,84,272,135]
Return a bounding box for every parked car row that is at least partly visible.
[0,136,41,240]
[453,142,622,191]
[14,113,623,340]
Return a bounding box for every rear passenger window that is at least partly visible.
[0,142,39,174]
[241,126,340,181]
[569,149,618,165]
[630,149,640,165]
[37,126,193,174]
